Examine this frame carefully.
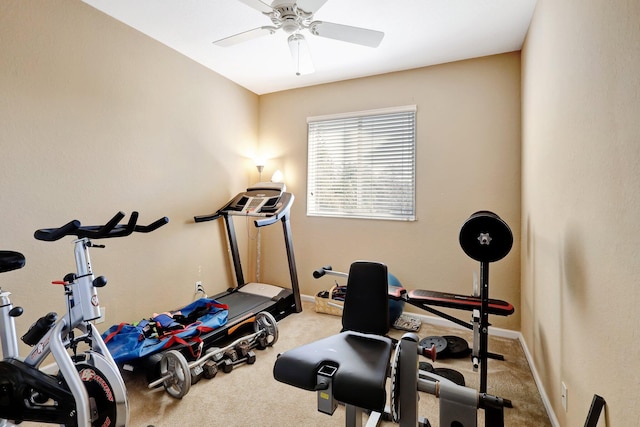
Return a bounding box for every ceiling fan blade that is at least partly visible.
[310,21,384,47]
[288,33,314,75]
[296,0,329,14]
[237,0,274,14]
[213,26,277,47]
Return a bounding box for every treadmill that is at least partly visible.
[136,184,302,379]
[193,181,302,327]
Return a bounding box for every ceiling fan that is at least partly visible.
[213,0,385,75]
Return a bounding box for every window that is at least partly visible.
[307,106,416,221]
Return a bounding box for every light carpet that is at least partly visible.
[122,301,551,427]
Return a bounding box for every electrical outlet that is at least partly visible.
[561,381,568,411]
[195,281,203,293]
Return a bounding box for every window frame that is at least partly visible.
[306,105,417,221]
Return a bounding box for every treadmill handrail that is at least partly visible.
[194,212,222,223]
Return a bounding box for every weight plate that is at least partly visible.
[255,311,279,346]
[433,367,466,387]
[442,335,471,359]
[160,350,191,399]
[419,336,448,355]
[459,211,513,263]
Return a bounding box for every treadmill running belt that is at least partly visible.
[216,291,273,319]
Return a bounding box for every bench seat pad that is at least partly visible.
[273,331,393,412]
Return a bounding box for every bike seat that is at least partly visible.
[0,251,25,273]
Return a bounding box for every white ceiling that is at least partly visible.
[82,0,537,95]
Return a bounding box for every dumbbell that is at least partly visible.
[201,346,224,379]
[220,350,258,373]
[190,364,204,384]
[202,360,218,379]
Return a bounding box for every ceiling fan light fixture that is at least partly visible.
[288,33,314,76]
[281,17,300,34]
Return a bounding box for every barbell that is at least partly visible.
[148,311,278,398]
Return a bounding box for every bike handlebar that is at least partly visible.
[33,220,82,242]
[34,212,169,241]
[103,211,127,235]
[134,216,170,233]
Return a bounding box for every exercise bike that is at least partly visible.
[0,211,167,426]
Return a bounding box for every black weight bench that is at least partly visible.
[275,260,509,427]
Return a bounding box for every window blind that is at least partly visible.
[307,106,416,221]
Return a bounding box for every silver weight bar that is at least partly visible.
[148,311,278,398]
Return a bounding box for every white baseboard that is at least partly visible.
[517,333,560,427]
[301,293,559,426]
[301,294,316,303]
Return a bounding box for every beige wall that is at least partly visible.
[0,0,259,345]
[522,0,640,425]
[258,53,522,330]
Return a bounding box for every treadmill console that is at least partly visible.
[227,182,286,216]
